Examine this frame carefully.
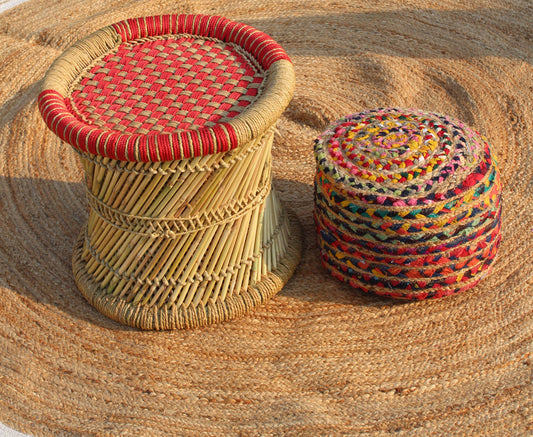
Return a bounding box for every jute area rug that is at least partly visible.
[0,0,531,435]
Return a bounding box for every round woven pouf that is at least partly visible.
[314,108,502,300]
[38,14,302,329]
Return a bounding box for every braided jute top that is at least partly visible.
[315,108,497,206]
[38,14,295,162]
[314,108,502,300]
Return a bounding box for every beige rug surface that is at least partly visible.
[0,0,531,435]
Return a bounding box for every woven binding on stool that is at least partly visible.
[38,14,301,329]
[314,108,502,300]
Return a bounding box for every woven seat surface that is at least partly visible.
[69,37,264,135]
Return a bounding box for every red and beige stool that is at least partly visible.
[39,14,302,329]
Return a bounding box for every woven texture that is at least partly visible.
[0,0,532,436]
[36,15,300,329]
[69,37,264,134]
[38,14,294,161]
[314,108,502,299]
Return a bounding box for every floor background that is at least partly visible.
[0,1,531,436]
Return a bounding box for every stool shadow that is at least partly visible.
[245,7,532,63]
[0,174,137,331]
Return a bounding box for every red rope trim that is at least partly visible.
[40,15,290,162]
[111,14,290,69]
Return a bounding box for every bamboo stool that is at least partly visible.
[38,14,302,329]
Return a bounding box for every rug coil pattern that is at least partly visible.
[0,1,531,435]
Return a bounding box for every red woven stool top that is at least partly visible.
[70,37,264,134]
[39,15,295,162]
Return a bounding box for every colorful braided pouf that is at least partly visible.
[38,14,302,329]
[314,108,502,300]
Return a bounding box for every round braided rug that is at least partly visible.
[0,1,531,435]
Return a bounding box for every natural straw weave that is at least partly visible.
[314,108,502,300]
[0,1,531,436]
[38,14,301,329]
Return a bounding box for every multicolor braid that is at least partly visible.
[314,108,502,300]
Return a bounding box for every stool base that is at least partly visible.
[73,211,302,330]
